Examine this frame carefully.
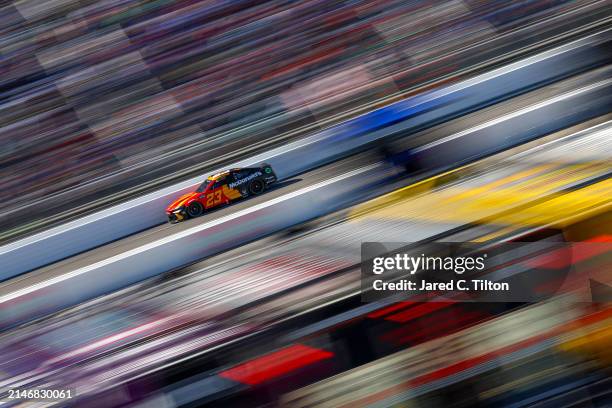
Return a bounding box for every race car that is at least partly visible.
[165,163,277,223]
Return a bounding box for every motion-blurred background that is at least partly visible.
[0,0,610,407]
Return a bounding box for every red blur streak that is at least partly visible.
[384,302,455,323]
[367,302,417,319]
[588,235,612,243]
[525,235,612,269]
[219,344,334,385]
[385,310,489,346]
[569,307,612,328]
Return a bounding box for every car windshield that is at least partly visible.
[195,180,211,193]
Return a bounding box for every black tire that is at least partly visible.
[249,179,265,195]
[186,202,204,218]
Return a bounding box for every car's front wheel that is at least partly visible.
[186,202,204,218]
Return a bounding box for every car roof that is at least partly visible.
[207,170,232,181]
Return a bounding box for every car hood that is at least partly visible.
[166,192,200,212]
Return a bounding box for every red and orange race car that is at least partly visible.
[165,164,277,223]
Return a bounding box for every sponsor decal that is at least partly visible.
[229,171,262,189]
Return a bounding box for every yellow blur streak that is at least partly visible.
[350,163,611,229]
[559,317,612,366]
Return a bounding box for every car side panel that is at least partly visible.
[203,186,224,209]
[222,184,242,200]
[202,179,243,209]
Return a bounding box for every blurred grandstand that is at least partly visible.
[1,0,609,240]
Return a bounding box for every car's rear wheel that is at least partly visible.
[249,179,265,195]
[187,202,203,218]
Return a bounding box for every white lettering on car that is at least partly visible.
[229,171,262,189]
